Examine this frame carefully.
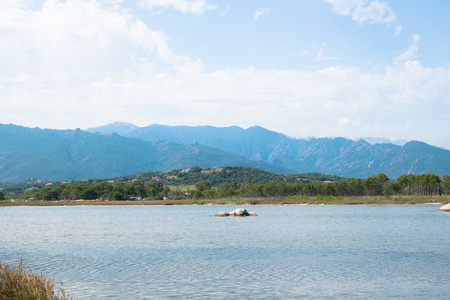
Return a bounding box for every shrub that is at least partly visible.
[0,260,73,300]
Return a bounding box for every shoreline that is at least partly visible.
[1,196,448,207]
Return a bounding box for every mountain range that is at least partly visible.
[0,124,291,182]
[0,122,448,182]
[86,122,450,179]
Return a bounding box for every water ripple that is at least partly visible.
[0,205,448,299]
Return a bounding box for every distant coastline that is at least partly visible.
[1,196,447,207]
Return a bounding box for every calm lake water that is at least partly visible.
[0,205,448,299]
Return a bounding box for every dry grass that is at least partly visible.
[0,260,73,300]
[1,195,449,207]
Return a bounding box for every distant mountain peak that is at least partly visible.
[358,137,408,147]
[85,122,139,136]
[99,121,137,128]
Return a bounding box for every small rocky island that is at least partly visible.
[438,203,450,212]
[214,208,257,217]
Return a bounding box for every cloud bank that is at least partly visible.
[1,0,449,149]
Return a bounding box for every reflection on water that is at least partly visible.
[0,205,448,299]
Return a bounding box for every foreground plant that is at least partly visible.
[0,260,74,300]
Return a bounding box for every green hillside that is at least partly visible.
[114,166,344,186]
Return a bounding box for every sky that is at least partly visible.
[1,0,450,148]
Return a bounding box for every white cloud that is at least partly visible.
[100,0,124,4]
[325,0,360,15]
[394,34,420,63]
[1,1,450,149]
[0,0,190,79]
[394,24,402,36]
[253,8,270,21]
[325,0,396,24]
[352,0,396,24]
[138,0,216,16]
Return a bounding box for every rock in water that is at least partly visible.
[438,203,450,212]
[214,212,229,217]
[214,208,257,217]
[229,208,250,216]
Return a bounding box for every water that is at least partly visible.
[0,205,448,299]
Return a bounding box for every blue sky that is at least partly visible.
[1,0,450,148]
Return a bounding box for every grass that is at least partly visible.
[0,260,74,300]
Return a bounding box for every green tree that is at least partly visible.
[195,181,212,192]
[81,187,98,200]
[376,173,389,184]
[110,183,126,200]
[59,184,73,200]
[262,181,277,197]
[217,182,238,198]
[442,178,450,195]
[190,166,202,173]
[363,175,382,196]
[70,184,85,200]
[131,180,146,198]
[276,182,289,197]
[124,184,136,198]
[97,182,113,198]
[203,189,217,199]
[396,174,416,195]
[145,182,165,199]
[383,181,400,196]
[0,190,5,201]
[42,188,59,201]
[193,190,203,199]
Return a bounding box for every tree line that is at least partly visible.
[3,173,450,201]
[0,167,343,196]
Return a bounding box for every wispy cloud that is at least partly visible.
[314,48,338,61]
[253,8,270,21]
[394,24,402,36]
[220,6,230,17]
[324,0,396,24]
[138,0,216,16]
[394,34,420,63]
[302,44,338,62]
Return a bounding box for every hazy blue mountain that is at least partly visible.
[87,123,450,179]
[359,137,408,146]
[117,124,291,161]
[0,124,294,182]
[85,122,139,136]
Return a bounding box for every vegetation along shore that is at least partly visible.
[1,167,449,206]
[0,196,448,207]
